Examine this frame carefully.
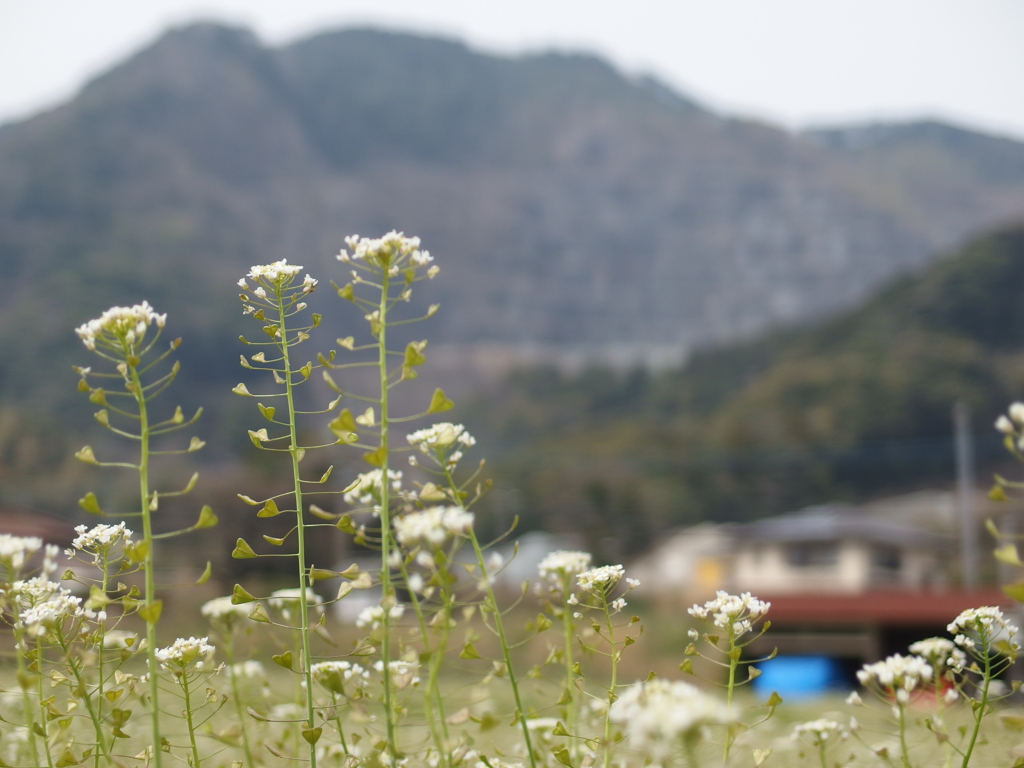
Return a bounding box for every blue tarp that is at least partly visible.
[752,655,845,699]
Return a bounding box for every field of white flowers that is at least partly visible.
[1,232,1023,768]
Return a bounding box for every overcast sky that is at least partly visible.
[3,0,1024,139]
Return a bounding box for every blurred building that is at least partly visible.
[630,490,1013,605]
[730,504,948,595]
[631,491,1018,691]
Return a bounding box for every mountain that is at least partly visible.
[1,22,1024,503]
[461,226,1024,555]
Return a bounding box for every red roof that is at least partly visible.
[761,589,1015,626]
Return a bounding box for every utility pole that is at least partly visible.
[954,400,978,590]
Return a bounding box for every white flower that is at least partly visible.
[5,576,61,608]
[687,591,770,637]
[338,232,426,268]
[393,507,474,548]
[577,565,625,596]
[793,718,846,743]
[610,679,732,764]
[996,414,1015,434]
[857,654,932,697]
[18,590,91,638]
[407,423,476,465]
[72,523,132,558]
[301,274,318,293]
[0,535,43,573]
[538,551,593,584]
[611,597,627,613]
[75,301,166,351]
[845,691,862,706]
[253,287,267,299]
[688,593,770,638]
[246,259,302,284]
[356,604,405,630]
[1010,402,1024,425]
[154,636,214,669]
[343,469,403,507]
[908,637,967,672]
[312,660,371,693]
[948,606,1019,657]
[200,596,252,625]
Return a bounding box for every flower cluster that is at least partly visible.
[995,402,1024,441]
[18,589,92,638]
[947,606,1019,656]
[538,550,593,585]
[908,636,967,672]
[75,301,166,351]
[393,507,474,548]
[338,231,435,272]
[356,604,405,630]
[155,636,215,670]
[0,534,43,575]
[407,423,475,467]
[577,565,625,596]
[312,660,372,695]
[344,469,404,508]
[857,654,932,703]
[242,260,302,286]
[688,591,770,638]
[71,522,132,563]
[792,719,847,743]
[610,680,733,765]
[201,596,253,627]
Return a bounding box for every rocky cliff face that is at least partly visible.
[1,23,1024,411]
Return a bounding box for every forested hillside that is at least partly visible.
[461,227,1024,554]
[1,22,1023,512]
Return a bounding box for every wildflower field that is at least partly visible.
[3,232,1024,768]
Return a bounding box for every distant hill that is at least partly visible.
[461,227,1024,556]
[1,22,1024,504]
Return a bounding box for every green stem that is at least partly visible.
[440,457,536,768]
[467,527,537,768]
[898,702,911,768]
[376,267,398,759]
[129,363,162,768]
[817,739,828,768]
[275,289,317,768]
[602,601,618,768]
[35,642,54,768]
[95,561,109,768]
[562,575,578,763]
[934,667,952,768]
[331,693,349,755]
[61,643,113,766]
[180,671,203,768]
[683,732,699,768]
[724,633,738,763]
[15,630,41,768]
[397,557,449,768]
[960,651,993,768]
[224,638,256,768]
